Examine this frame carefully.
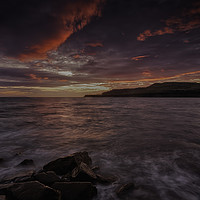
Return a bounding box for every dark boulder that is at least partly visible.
[52,182,97,200]
[0,184,13,195]
[34,171,60,186]
[61,173,71,182]
[72,152,92,166]
[0,171,35,184]
[17,159,34,167]
[5,181,60,200]
[14,175,35,183]
[43,152,92,175]
[71,162,97,182]
[116,183,135,197]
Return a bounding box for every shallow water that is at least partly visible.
[0,97,200,199]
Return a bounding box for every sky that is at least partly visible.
[0,0,200,97]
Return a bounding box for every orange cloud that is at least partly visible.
[131,55,149,61]
[19,31,73,61]
[86,43,104,47]
[109,70,200,83]
[73,54,81,59]
[138,4,200,41]
[18,0,105,61]
[137,27,174,41]
[29,74,48,81]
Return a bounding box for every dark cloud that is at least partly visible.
[138,2,200,41]
[0,0,200,96]
[0,0,105,60]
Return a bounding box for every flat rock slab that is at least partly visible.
[52,182,97,200]
[0,171,35,184]
[0,184,13,195]
[43,152,92,175]
[5,181,60,200]
[72,162,97,182]
[35,171,60,186]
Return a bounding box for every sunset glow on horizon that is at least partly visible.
[0,0,200,97]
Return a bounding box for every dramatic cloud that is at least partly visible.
[138,3,200,41]
[29,74,49,81]
[0,0,199,96]
[137,28,174,41]
[0,0,105,61]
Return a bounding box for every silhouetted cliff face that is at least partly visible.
[85,82,200,97]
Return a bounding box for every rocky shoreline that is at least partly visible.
[0,152,134,200]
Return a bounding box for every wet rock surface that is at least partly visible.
[71,162,97,182]
[0,151,137,200]
[43,152,92,175]
[6,181,60,200]
[0,171,35,184]
[34,171,60,186]
[52,182,97,200]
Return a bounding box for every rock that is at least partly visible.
[96,174,117,184]
[52,182,97,200]
[0,184,13,195]
[116,183,135,197]
[0,171,35,184]
[43,152,92,175]
[0,195,6,200]
[71,162,97,182]
[17,159,34,167]
[6,181,60,200]
[73,152,92,166]
[14,175,35,183]
[91,166,100,172]
[35,171,60,186]
[61,173,71,182]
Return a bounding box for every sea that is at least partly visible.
[0,97,200,200]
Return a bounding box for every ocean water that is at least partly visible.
[0,97,200,200]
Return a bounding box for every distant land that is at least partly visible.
[85,82,200,97]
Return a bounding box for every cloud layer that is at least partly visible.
[0,0,200,96]
[138,2,200,41]
[0,0,105,60]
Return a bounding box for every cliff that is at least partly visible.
[85,82,200,97]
